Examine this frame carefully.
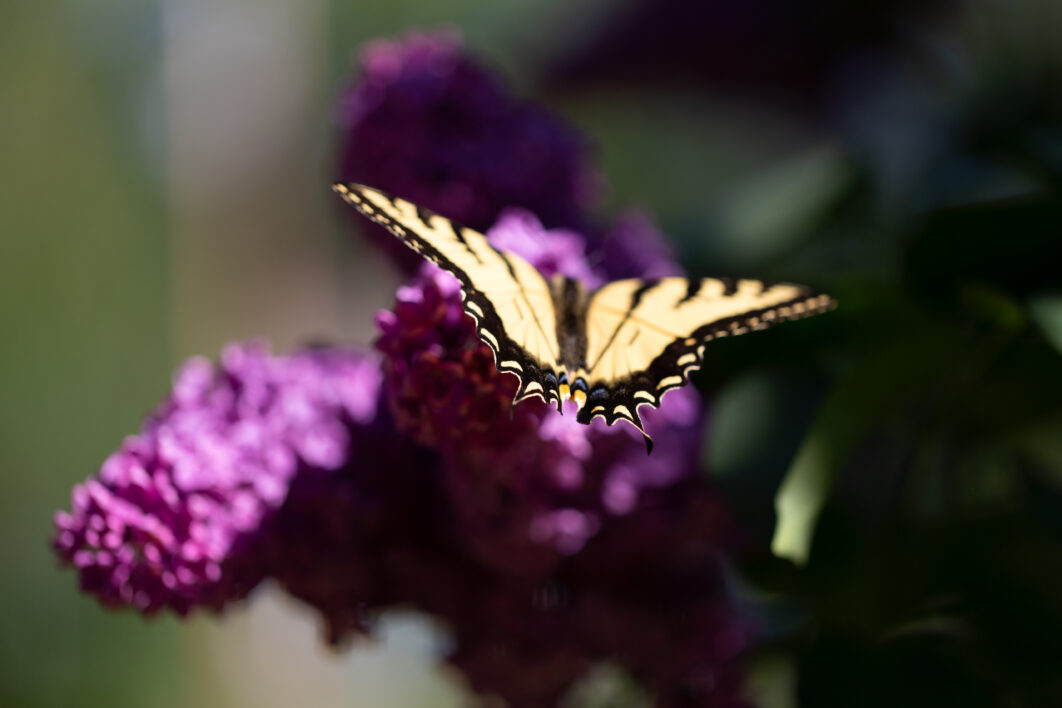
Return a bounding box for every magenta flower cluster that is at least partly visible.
[54,30,751,707]
[336,30,597,272]
[53,344,382,614]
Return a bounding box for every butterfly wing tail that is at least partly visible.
[628,407,653,455]
[575,399,655,455]
[512,377,563,413]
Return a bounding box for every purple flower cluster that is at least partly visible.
[53,343,383,614]
[438,479,750,708]
[335,29,684,283]
[336,31,598,271]
[55,28,752,707]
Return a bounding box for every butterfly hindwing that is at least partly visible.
[577,277,835,428]
[333,183,564,406]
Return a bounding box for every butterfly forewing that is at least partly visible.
[578,277,834,427]
[333,183,564,406]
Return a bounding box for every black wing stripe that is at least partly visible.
[414,205,434,229]
[678,279,703,305]
[450,221,484,265]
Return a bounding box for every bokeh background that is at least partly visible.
[4,0,1062,706]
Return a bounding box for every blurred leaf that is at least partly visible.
[1012,420,1062,537]
[706,371,828,543]
[799,631,998,708]
[905,198,1062,308]
[1015,415,1062,475]
[772,328,960,564]
[798,502,1062,705]
[1028,294,1062,355]
[552,87,846,273]
[950,332,1062,444]
[1016,454,1062,540]
[956,283,1026,330]
[717,144,853,268]
[742,653,796,708]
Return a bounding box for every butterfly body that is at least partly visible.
[547,274,591,403]
[334,182,835,453]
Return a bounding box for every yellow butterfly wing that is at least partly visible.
[577,277,835,432]
[333,183,564,406]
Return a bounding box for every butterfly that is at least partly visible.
[335,182,835,453]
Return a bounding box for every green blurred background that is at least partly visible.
[3,0,1062,706]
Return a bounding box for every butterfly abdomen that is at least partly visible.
[550,274,590,376]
